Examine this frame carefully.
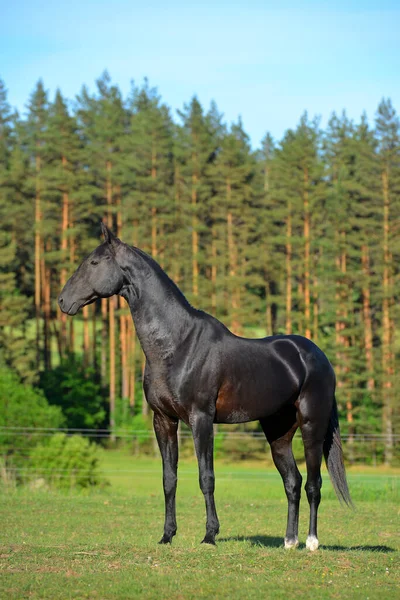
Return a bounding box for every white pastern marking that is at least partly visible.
[306,535,319,551]
[284,537,299,549]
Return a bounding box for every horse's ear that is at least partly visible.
[100,222,119,248]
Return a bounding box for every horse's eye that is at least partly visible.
[91,260,99,266]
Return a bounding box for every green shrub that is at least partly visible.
[0,364,64,433]
[0,363,65,486]
[129,414,154,455]
[39,356,108,429]
[29,433,106,489]
[221,432,266,460]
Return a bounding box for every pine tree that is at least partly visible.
[176,97,218,304]
[0,81,35,382]
[76,72,128,431]
[212,119,258,332]
[255,132,279,335]
[43,90,82,360]
[375,99,400,464]
[271,115,323,337]
[26,80,49,370]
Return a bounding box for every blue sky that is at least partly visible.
[1,0,399,147]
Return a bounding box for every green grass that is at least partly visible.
[1,451,399,599]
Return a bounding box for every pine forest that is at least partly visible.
[0,73,399,465]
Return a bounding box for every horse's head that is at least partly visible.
[58,223,124,315]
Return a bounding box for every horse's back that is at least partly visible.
[214,333,334,424]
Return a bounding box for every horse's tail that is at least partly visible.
[323,396,353,507]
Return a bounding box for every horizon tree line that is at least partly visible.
[0,72,398,464]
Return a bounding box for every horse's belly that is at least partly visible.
[214,403,254,424]
[214,382,291,424]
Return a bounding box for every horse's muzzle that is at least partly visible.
[58,295,79,315]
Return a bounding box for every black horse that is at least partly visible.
[59,223,351,550]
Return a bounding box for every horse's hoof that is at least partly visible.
[158,535,173,544]
[306,535,319,551]
[201,537,216,546]
[284,537,299,549]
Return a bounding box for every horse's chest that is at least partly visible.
[144,368,188,421]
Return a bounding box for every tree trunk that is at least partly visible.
[59,158,69,356]
[211,227,217,316]
[265,281,273,336]
[361,244,374,391]
[109,296,116,437]
[303,168,311,338]
[116,189,128,406]
[101,298,108,381]
[106,160,113,228]
[313,274,318,342]
[381,168,393,465]
[151,147,158,258]
[227,210,240,334]
[68,205,75,354]
[41,242,52,371]
[129,320,136,409]
[192,173,199,297]
[35,155,41,369]
[92,303,97,370]
[285,205,292,334]
[335,232,353,434]
[142,354,148,416]
[82,305,90,368]
[120,298,129,399]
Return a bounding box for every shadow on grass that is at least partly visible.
[218,535,283,548]
[218,535,396,553]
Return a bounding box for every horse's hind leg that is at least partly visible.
[298,388,332,551]
[260,405,302,549]
[301,426,324,551]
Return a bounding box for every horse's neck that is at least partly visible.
[119,246,194,364]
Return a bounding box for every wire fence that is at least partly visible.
[1,426,399,473]
[2,426,400,440]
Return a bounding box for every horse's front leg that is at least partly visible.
[191,413,220,545]
[153,411,179,544]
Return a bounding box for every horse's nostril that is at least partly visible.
[59,297,64,305]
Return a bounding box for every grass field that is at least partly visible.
[1,451,399,599]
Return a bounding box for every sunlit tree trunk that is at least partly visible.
[192,171,199,297]
[227,209,240,334]
[59,155,69,356]
[142,353,148,416]
[312,274,318,342]
[173,164,181,284]
[285,204,292,334]
[211,227,217,316]
[41,242,52,371]
[101,299,108,381]
[265,281,273,336]
[34,154,42,369]
[129,319,136,409]
[92,303,97,370]
[120,298,129,399]
[68,204,75,354]
[335,233,353,451]
[303,167,311,339]
[82,305,90,368]
[101,166,113,383]
[226,177,241,334]
[361,244,374,391]
[381,168,393,464]
[151,145,158,259]
[109,296,116,437]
